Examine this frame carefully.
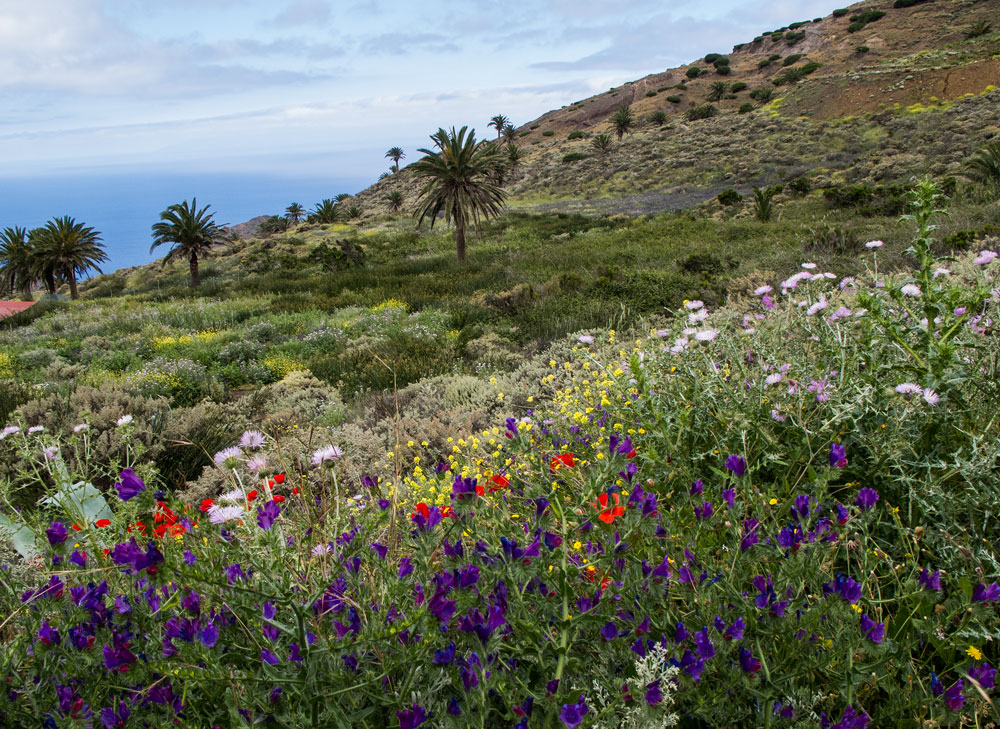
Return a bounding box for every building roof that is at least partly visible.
[0,301,35,319]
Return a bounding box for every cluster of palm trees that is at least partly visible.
[0,218,107,300]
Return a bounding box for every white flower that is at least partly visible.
[685,300,704,310]
[895,383,923,395]
[822,272,837,280]
[311,543,332,557]
[765,373,784,386]
[754,285,773,296]
[973,250,997,266]
[694,329,718,342]
[219,488,247,503]
[806,299,828,316]
[27,425,44,434]
[655,329,669,338]
[900,284,922,297]
[247,456,268,474]
[865,240,884,249]
[673,337,689,349]
[73,423,89,433]
[213,446,243,467]
[208,505,244,525]
[932,267,950,278]
[116,414,133,427]
[669,344,686,355]
[577,335,594,345]
[688,308,709,323]
[239,430,266,449]
[801,262,817,270]
[312,444,343,466]
[681,327,697,336]
[0,425,20,440]
[922,388,940,406]
[771,409,787,423]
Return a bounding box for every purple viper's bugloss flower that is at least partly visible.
[398,557,413,579]
[114,468,145,501]
[103,639,136,671]
[827,573,863,604]
[724,617,745,641]
[694,626,715,659]
[944,680,965,711]
[829,443,848,469]
[689,479,704,496]
[725,454,747,477]
[918,569,942,591]
[397,704,427,729]
[261,649,280,666]
[98,701,130,729]
[38,621,61,646]
[46,521,68,546]
[930,672,944,696]
[722,488,736,507]
[371,542,388,560]
[600,622,618,641]
[859,614,885,644]
[969,662,997,690]
[853,488,879,511]
[69,550,87,567]
[559,696,589,729]
[694,502,714,521]
[972,582,1000,602]
[256,500,281,530]
[739,647,761,675]
[199,622,219,648]
[644,680,662,706]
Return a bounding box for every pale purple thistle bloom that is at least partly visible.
[312,444,343,466]
[239,430,266,449]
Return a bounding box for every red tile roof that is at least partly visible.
[0,301,35,319]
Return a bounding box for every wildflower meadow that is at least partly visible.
[1,182,998,728]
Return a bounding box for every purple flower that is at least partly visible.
[724,617,745,641]
[38,621,61,646]
[225,563,246,584]
[969,662,996,690]
[46,521,68,546]
[859,614,885,644]
[972,582,1000,602]
[644,680,662,706]
[199,622,219,648]
[828,705,870,729]
[261,649,280,665]
[114,468,145,501]
[397,703,427,729]
[559,696,589,729]
[740,519,760,551]
[99,701,130,729]
[257,500,281,530]
[829,443,848,469]
[739,647,761,675]
[930,672,944,696]
[600,622,618,641]
[689,479,704,496]
[944,680,965,711]
[371,542,388,560]
[826,573,863,604]
[853,488,879,511]
[721,488,735,507]
[918,569,942,591]
[398,557,413,579]
[103,638,136,671]
[694,626,715,659]
[725,455,747,477]
[69,550,87,567]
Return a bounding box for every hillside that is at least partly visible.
[355,0,1000,216]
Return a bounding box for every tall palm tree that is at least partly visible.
[610,105,635,141]
[0,226,36,300]
[386,191,404,213]
[385,147,405,174]
[488,115,510,139]
[150,199,221,288]
[507,144,523,170]
[501,124,517,145]
[707,81,729,102]
[285,202,305,224]
[32,217,107,300]
[310,199,341,224]
[412,126,507,262]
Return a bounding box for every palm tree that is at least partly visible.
[592,133,613,156]
[150,199,221,288]
[0,227,36,300]
[385,147,405,174]
[610,105,634,141]
[32,217,107,299]
[310,199,341,224]
[488,115,510,139]
[707,81,729,102]
[967,143,1000,190]
[335,193,352,203]
[412,126,507,262]
[752,186,776,222]
[386,191,404,213]
[285,203,305,224]
[501,124,517,145]
[507,144,523,170]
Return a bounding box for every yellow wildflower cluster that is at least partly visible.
[0,351,16,378]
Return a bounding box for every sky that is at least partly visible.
[0,0,841,182]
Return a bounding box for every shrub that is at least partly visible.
[833,7,849,16]
[530,124,540,129]
[750,87,776,103]
[704,53,722,63]
[893,0,932,6]
[788,177,812,195]
[711,56,729,68]
[730,82,748,92]
[561,152,588,163]
[848,9,886,32]
[717,188,743,206]
[738,102,754,114]
[647,110,668,125]
[566,130,585,140]
[686,104,719,121]
[715,65,731,75]
[782,53,803,66]
[686,67,702,78]
[758,58,773,68]
[856,45,870,53]
[541,130,554,137]
[769,54,782,61]
[656,86,671,92]
[965,19,992,38]
[518,131,531,137]
[752,186,776,221]
[645,90,657,97]
[666,95,682,103]
[784,30,806,44]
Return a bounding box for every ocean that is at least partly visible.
[0,171,371,273]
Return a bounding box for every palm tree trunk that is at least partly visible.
[189,251,201,287]
[45,271,56,295]
[455,216,466,262]
[68,273,79,300]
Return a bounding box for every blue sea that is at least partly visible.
[0,172,371,273]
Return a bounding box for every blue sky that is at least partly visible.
[1,0,838,181]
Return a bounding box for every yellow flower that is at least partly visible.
[967,646,983,661]
[768,498,778,506]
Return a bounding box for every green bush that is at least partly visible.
[769,54,783,61]
[833,7,849,16]
[856,45,870,53]
[715,65,731,75]
[782,53,803,66]
[686,67,703,78]
[784,30,806,44]
[541,130,554,137]
[704,52,722,63]
[561,152,588,163]
[656,86,671,92]
[686,104,719,121]
[758,58,773,68]
[848,9,886,32]
[717,188,743,206]
[788,177,812,195]
[645,90,657,97]
[730,82,748,92]
[738,102,754,114]
[712,56,730,68]
[566,130,585,140]
[666,95,682,103]
[894,0,932,6]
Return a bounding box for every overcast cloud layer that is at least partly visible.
[1,0,837,180]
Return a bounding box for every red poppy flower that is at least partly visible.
[291,487,300,496]
[95,519,111,528]
[247,490,258,502]
[199,499,215,512]
[169,524,186,537]
[489,474,509,493]
[441,505,455,518]
[267,479,275,488]
[594,492,625,524]
[627,449,637,458]
[274,473,286,484]
[71,524,82,532]
[272,494,285,503]
[153,524,169,538]
[411,502,430,521]
[550,452,576,473]
[475,484,485,497]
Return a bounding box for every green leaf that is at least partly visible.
[0,512,39,559]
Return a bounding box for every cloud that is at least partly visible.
[359,32,460,56]
[270,0,331,27]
